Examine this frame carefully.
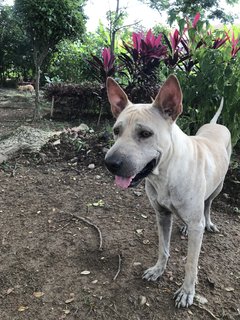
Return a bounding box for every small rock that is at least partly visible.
[134,191,142,197]
[88,164,95,169]
[102,147,109,154]
[52,139,61,146]
[95,175,101,180]
[139,295,147,305]
[79,123,89,132]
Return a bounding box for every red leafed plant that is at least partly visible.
[118,29,167,102]
[87,48,115,83]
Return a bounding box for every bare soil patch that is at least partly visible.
[0,89,239,320]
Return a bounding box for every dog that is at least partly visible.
[104,75,231,308]
[18,84,35,94]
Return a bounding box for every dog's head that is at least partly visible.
[104,75,183,188]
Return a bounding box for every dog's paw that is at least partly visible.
[173,286,194,308]
[205,222,219,233]
[142,265,164,282]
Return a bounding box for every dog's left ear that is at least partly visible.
[153,75,183,121]
[106,77,130,118]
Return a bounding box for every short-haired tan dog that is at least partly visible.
[18,84,35,94]
[104,75,231,308]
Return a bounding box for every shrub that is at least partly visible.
[44,81,109,120]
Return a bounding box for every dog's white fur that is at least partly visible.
[105,75,231,308]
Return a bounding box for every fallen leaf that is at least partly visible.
[18,305,28,312]
[81,270,91,275]
[65,297,74,304]
[6,288,14,295]
[195,294,208,304]
[136,229,143,234]
[91,280,98,284]
[133,262,141,266]
[143,239,150,244]
[64,309,71,315]
[33,291,44,298]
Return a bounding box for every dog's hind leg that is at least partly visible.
[204,182,223,232]
[143,203,172,281]
[180,181,223,235]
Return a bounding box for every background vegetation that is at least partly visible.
[0,0,240,145]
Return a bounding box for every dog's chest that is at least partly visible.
[145,176,177,212]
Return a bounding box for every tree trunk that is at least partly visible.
[109,0,120,55]
[33,47,49,120]
[34,63,41,119]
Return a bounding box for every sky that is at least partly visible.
[84,0,167,31]
[2,0,240,31]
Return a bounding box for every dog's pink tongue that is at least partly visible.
[115,176,133,189]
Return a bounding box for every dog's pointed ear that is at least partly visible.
[153,75,183,121]
[106,77,130,118]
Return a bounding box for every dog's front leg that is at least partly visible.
[174,219,205,308]
[143,204,172,281]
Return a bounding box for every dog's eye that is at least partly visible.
[113,127,120,135]
[139,130,153,138]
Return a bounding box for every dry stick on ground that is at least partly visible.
[113,254,122,281]
[70,213,103,251]
[193,303,219,319]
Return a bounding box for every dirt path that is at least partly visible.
[0,89,239,320]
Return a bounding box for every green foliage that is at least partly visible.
[169,22,240,146]
[48,39,94,83]
[14,0,87,53]
[14,0,87,118]
[140,0,239,24]
[0,5,33,83]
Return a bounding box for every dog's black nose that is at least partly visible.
[105,156,123,175]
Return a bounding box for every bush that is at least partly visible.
[44,81,109,120]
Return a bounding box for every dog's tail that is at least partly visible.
[210,97,224,124]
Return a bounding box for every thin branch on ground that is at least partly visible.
[193,303,219,319]
[113,254,122,281]
[70,213,103,251]
[55,222,71,232]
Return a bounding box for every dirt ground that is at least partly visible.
[0,89,239,320]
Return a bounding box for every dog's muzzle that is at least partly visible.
[105,154,160,189]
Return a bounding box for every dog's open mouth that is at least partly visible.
[115,158,158,189]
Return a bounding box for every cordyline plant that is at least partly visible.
[87,47,115,83]
[163,12,240,74]
[118,29,168,102]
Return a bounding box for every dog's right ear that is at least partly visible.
[106,77,129,118]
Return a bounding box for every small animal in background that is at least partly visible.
[17,84,35,94]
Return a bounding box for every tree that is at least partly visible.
[0,5,28,83]
[14,0,86,119]
[140,0,239,24]
[106,0,140,55]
